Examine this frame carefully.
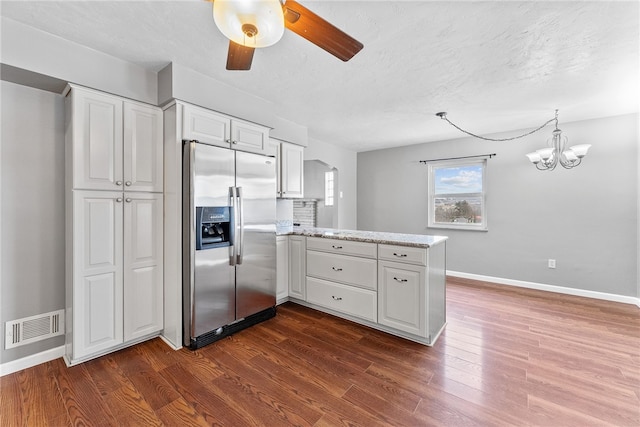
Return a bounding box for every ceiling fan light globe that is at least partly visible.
[213,0,285,48]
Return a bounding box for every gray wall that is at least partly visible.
[304,160,338,228]
[358,114,638,298]
[1,81,66,363]
[305,137,357,230]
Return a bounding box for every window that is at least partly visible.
[428,159,487,230]
[324,171,334,206]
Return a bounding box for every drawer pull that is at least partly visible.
[331,295,343,301]
[332,267,343,272]
[393,253,408,258]
[332,245,343,249]
[393,277,408,283]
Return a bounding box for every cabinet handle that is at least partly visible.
[332,267,343,272]
[332,245,343,249]
[232,140,238,144]
[125,198,132,203]
[393,277,408,283]
[393,253,408,258]
[125,181,132,186]
[115,181,123,186]
[225,139,231,143]
[116,197,123,203]
[331,295,343,301]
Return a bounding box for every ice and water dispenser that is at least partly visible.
[195,206,232,250]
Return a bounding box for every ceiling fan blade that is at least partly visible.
[283,0,363,62]
[226,40,255,70]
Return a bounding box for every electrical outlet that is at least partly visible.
[548,259,556,269]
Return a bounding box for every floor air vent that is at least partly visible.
[5,310,65,349]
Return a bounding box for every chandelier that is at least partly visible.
[436,110,591,171]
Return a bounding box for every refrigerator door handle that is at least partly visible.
[236,186,244,264]
[229,186,237,266]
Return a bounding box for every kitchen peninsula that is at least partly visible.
[277,226,448,346]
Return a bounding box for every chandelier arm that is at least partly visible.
[438,114,557,142]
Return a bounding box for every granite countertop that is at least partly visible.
[276,225,448,248]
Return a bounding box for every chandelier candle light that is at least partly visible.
[436,110,591,171]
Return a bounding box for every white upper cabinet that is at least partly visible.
[280,142,304,198]
[231,119,268,154]
[68,85,162,192]
[124,102,163,192]
[70,88,123,191]
[182,103,269,155]
[182,104,231,148]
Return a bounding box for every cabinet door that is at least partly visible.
[266,138,281,196]
[73,191,124,359]
[124,102,163,192]
[378,261,426,337]
[72,89,123,190]
[182,104,231,148]
[231,120,269,154]
[276,236,289,302]
[123,193,164,341]
[281,142,304,198]
[288,235,306,300]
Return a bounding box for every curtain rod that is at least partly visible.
[419,153,497,164]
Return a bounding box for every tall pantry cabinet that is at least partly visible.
[64,84,163,366]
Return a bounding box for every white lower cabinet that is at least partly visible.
[306,251,377,290]
[72,191,124,359]
[123,193,164,341]
[276,236,289,302]
[378,261,426,337]
[297,237,446,345]
[67,190,163,364]
[288,235,306,300]
[306,277,377,322]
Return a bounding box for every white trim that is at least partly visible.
[447,270,640,306]
[159,334,182,351]
[0,345,65,377]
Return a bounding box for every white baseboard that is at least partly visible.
[0,345,65,377]
[159,334,182,351]
[447,270,640,307]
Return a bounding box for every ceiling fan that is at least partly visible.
[208,0,364,70]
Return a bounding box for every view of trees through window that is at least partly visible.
[429,161,486,229]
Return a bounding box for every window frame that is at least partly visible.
[324,170,334,207]
[427,158,488,231]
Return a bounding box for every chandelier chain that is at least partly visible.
[438,111,558,142]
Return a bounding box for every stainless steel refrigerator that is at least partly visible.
[182,140,276,349]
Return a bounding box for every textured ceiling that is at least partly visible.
[2,1,638,151]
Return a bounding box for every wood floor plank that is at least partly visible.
[159,363,256,426]
[53,362,118,426]
[102,383,164,426]
[211,347,324,425]
[249,354,394,427]
[0,373,25,427]
[154,397,211,427]
[2,278,638,426]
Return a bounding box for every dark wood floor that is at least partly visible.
[2,278,639,426]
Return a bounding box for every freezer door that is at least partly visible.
[235,151,277,319]
[183,142,236,342]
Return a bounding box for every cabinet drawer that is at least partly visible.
[307,237,377,258]
[378,244,427,266]
[307,250,377,290]
[306,277,377,322]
